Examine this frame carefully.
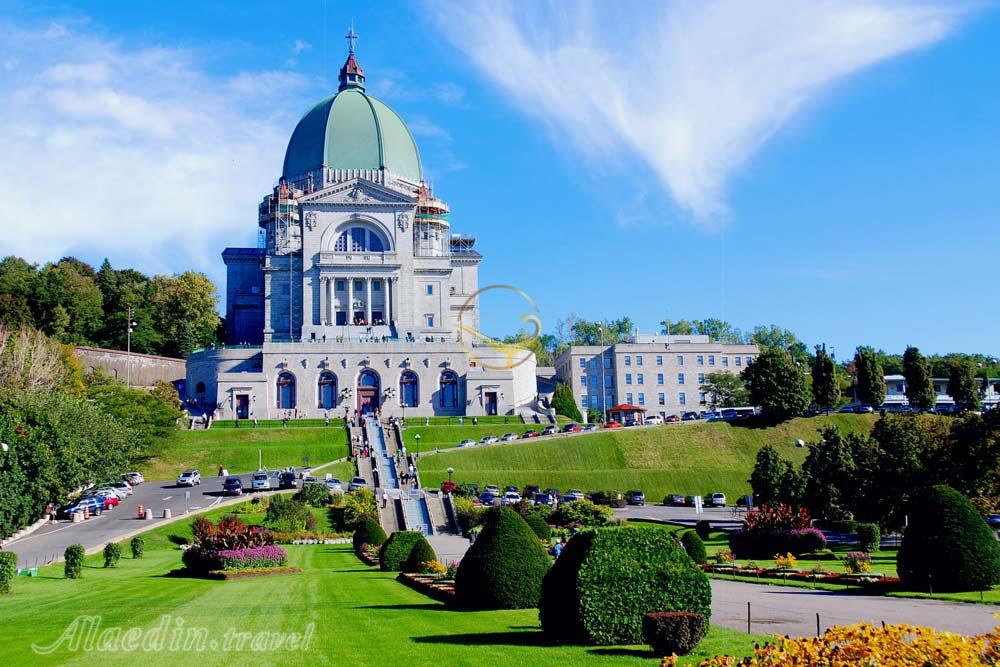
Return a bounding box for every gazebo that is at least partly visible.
[607,403,647,424]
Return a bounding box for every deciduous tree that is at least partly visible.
[811,345,840,412]
[854,347,886,408]
[902,346,935,411]
[948,360,982,411]
[741,348,809,421]
[700,371,749,409]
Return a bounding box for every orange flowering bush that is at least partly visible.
[661,622,1000,666]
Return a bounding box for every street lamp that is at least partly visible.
[447,466,454,483]
[126,307,138,389]
[414,433,421,456]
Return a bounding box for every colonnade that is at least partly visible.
[318,276,396,326]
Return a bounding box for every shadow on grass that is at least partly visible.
[412,631,559,647]
[588,648,655,658]
[355,603,448,612]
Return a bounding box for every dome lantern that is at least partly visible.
[338,27,365,92]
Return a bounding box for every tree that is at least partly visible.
[750,325,809,364]
[586,407,603,424]
[150,272,220,358]
[34,260,103,344]
[801,426,859,521]
[551,381,583,422]
[902,346,936,411]
[811,345,840,412]
[749,445,786,505]
[659,319,694,335]
[854,347,886,408]
[700,371,749,409]
[948,360,981,411]
[741,348,809,421]
[934,410,1000,513]
[568,317,634,346]
[693,318,744,344]
[869,414,928,528]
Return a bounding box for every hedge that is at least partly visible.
[353,517,388,553]
[729,527,826,559]
[642,611,708,657]
[64,544,84,579]
[0,552,16,594]
[379,531,424,572]
[455,507,550,610]
[103,542,121,568]
[539,525,711,645]
[681,531,707,564]
[695,520,711,541]
[403,535,438,574]
[525,512,552,541]
[897,485,1000,593]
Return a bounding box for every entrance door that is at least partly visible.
[235,394,249,419]
[357,370,380,415]
[485,391,498,416]
[335,311,347,326]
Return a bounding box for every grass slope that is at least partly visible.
[401,423,565,453]
[140,427,349,481]
[0,509,762,666]
[418,415,877,499]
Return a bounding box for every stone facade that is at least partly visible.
[76,346,185,388]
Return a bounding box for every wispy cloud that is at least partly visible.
[293,39,311,54]
[430,0,972,223]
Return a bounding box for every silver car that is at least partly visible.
[348,477,369,492]
[250,471,270,491]
[176,470,201,487]
[325,478,344,492]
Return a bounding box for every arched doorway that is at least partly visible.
[400,371,419,407]
[276,372,296,410]
[440,370,458,408]
[318,371,337,409]
[357,369,380,415]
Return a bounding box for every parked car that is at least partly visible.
[502,491,522,505]
[604,420,623,429]
[479,492,499,506]
[707,492,727,507]
[504,485,519,494]
[562,423,582,433]
[348,477,368,492]
[484,485,502,496]
[667,494,686,506]
[545,487,561,499]
[626,490,646,506]
[645,415,664,425]
[524,485,541,496]
[521,430,539,439]
[665,415,680,423]
[92,486,128,500]
[278,471,298,489]
[582,423,599,431]
[61,496,110,517]
[564,489,585,501]
[480,435,498,445]
[542,425,559,436]
[123,472,144,485]
[109,480,133,496]
[325,478,343,493]
[222,476,243,496]
[500,432,519,442]
[624,418,639,427]
[440,481,457,494]
[987,514,1000,529]
[457,439,477,448]
[251,471,271,491]
[533,492,554,506]
[176,470,201,487]
[681,412,700,421]
[85,491,120,508]
[685,495,697,507]
[736,494,754,507]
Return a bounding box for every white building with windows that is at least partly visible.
[186,40,537,420]
[554,333,759,419]
[883,374,1000,410]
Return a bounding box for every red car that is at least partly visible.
[440,481,457,494]
[604,420,623,429]
[561,423,582,433]
[520,430,539,439]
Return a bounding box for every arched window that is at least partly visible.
[440,371,458,408]
[195,381,206,394]
[332,226,389,253]
[359,370,380,388]
[318,371,337,409]
[276,372,296,409]
[400,371,419,407]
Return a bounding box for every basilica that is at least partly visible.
[186,38,538,420]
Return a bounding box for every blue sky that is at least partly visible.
[1,1,997,358]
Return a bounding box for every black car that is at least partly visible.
[222,476,243,496]
[626,490,645,506]
[533,492,554,506]
[524,485,541,496]
[278,471,297,489]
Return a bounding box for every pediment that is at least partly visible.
[299,179,416,206]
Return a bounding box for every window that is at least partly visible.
[746,356,753,366]
[604,356,612,369]
[656,355,663,366]
[333,226,388,253]
[637,374,644,385]
[625,356,631,366]
[195,381,206,394]
[425,314,434,327]
[658,393,665,405]
[677,355,684,365]
[679,392,687,406]
[400,371,419,407]
[354,279,364,292]
[336,280,345,291]
[699,392,706,403]
[373,280,382,292]
[698,373,705,385]
[678,373,685,385]
[318,372,337,409]
[276,372,296,409]
[625,373,632,385]
[697,355,704,365]
[604,376,613,388]
[657,373,664,384]
[708,355,716,366]
[426,284,434,295]
[579,358,586,368]
[440,371,458,407]
[580,375,588,386]
[722,356,729,367]
[638,393,645,406]
[590,376,597,387]
[636,355,643,366]
[626,392,633,404]
[735,356,741,367]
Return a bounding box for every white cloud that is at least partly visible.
[408,116,451,140]
[293,39,312,54]
[0,20,312,281]
[430,0,971,222]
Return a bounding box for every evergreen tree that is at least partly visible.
[740,348,809,421]
[854,347,886,408]
[801,426,858,520]
[178,320,198,359]
[811,345,840,413]
[902,346,935,411]
[551,381,583,422]
[948,360,982,411]
[749,445,786,505]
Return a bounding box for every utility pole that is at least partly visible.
[126,307,138,389]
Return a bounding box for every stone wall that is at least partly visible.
[75,346,186,388]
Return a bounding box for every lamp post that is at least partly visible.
[126,307,138,389]
[414,433,421,456]
[447,466,454,483]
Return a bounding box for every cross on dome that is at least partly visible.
[345,25,358,54]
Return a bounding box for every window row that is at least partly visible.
[274,369,461,409]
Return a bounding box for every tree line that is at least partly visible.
[0,255,221,358]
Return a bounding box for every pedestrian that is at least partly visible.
[473,416,478,425]
[382,491,388,509]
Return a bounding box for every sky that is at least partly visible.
[1,0,997,359]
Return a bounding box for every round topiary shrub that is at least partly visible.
[103,542,121,568]
[130,536,145,559]
[856,523,880,553]
[0,551,17,594]
[379,531,424,571]
[403,535,438,573]
[681,531,707,564]
[898,485,1000,593]
[695,520,711,541]
[353,517,388,553]
[539,525,711,645]
[525,512,552,541]
[642,611,708,657]
[455,507,551,610]
[64,544,84,579]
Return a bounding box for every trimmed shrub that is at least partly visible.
[379,531,424,572]
[551,500,613,527]
[294,482,332,508]
[729,527,826,559]
[0,552,16,594]
[344,488,377,528]
[64,544,84,579]
[353,517,387,553]
[695,520,712,541]
[455,507,551,610]
[642,611,708,657]
[403,535,438,574]
[265,496,312,532]
[681,531,707,564]
[897,485,1000,592]
[539,525,711,645]
[856,523,880,553]
[103,542,121,568]
[525,512,552,541]
[130,536,145,559]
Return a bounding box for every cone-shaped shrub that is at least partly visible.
[525,512,552,541]
[898,484,1000,592]
[379,531,423,571]
[681,530,707,564]
[353,517,387,553]
[539,525,711,645]
[455,507,550,610]
[0,552,16,594]
[403,535,438,573]
[64,544,84,579]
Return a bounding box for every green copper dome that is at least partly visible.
[282,88,422,183]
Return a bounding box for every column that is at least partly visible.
[387,277,393,324]
[325,277,332,325]
[319,277,327,326]
[365,278,372,324]
[346,277,353,325]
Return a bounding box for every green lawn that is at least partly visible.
[140,427,349,481]
[0,509,763,666]
[418,415,877,499]
[400,422,567,453]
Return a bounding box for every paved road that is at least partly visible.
[5,471,300,569]
[615,504,745,527]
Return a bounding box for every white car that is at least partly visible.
[645,415,664,425]
[502,491,522,505]
[480,435,498,445]
[123,472,144,485]
[325,478,343,492]
[348,477,369,492]
[500,432,519,442]
[708,492,727,507]
[457,439,476,448]
[564,489,585,501]
[484,485,502,496]
[109,480,133,496]
[250,471,270,491]
[91,487,127,501]
[176,470,201,487]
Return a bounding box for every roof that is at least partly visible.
[608,404,647,412]
[282,88,422,182]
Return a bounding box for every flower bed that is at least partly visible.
[205,566,302,581]
[215,545,288,570]
[700,563,900,591]
[270,531,351,544]
[397,572,456,604]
